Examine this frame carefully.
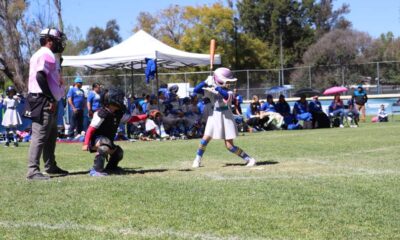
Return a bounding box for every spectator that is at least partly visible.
[395,97,400,106]
[293,95,312,123]
[352,84,368,122]
[260,94,284,129]
[232,88,243,115]
[245,95,267,131]
[275,94,295,127]
[328,94,345,128]
[67,77,86,138]
[309,96,330,128]
[1,86,22,147]
[346,98,359,127]
[87,83,101,118]
[25,28,68,180]
[377,104,388,122]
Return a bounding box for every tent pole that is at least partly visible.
[155,59,160,110]
[130,62,134,96]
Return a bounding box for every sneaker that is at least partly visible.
[192,157,202,168]
[246,158,256,167]
[45,166,69,175]
[104,166,124,174]
[26,172,50,180]
[89,168,108,177]
[4,142,9,147]
[339,124,344,128]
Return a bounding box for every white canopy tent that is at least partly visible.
[62,30,221,69]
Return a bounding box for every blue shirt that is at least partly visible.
[67,86,85,110]
[246,102,260,119]
[293,100,309,115]
[261,102,276,112]
[236,94,243,104]
[87,91,101,112]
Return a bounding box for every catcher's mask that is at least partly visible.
[39,28,67,53]
[102,88,126,112]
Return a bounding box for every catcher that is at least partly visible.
[82,88,146,176]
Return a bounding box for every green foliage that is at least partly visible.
[237,0,351,69]
[85,19,122,54]
[292,29,374,89]
[0,123,400,239]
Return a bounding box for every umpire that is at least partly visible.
[25,28,69,180]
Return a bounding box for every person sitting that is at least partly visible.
[377,104,389,122]
[293,94,312,128]
[328,94,345,128]
[275,94,295,128]
[346,98,359,127]
[309,96,330,128]
[260,94,284,129]
[245,95,267,131]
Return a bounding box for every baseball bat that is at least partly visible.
[209,39,216,72]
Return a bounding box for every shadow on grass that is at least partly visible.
[177,168,194,172]
[107,167,168,175]
[50,167,168,178]
[223,160,279,167]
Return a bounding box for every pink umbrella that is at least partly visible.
[323,86,348,95]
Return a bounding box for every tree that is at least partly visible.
[291,29,373,88]
[0,0,27,91]
[237,0,351,68]
[307,0,351,38]
[86,19,122,53]
[133,12,159,38]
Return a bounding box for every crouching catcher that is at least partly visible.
[82,88,146,176]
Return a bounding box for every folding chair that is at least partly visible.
[391,103,400,121]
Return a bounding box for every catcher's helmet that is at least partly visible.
[102,88,126,112]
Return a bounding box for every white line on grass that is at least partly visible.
[202,170,399,181]
[0,220,265,240]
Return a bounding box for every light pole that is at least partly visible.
[279,29,283,86]
[234,17,239,69]
[279,16,291,86]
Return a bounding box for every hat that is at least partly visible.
[74,77,83,84]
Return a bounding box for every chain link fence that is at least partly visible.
[64,61,400,100]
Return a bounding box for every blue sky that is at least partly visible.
[57,0,400,40]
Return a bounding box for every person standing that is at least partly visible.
[87,83,101,118]
[192,67,256,168]
[352,84,368,122]
[1,86,22,147]
[67,77,86,138]
[25,28,68,180]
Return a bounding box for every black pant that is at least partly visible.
[69,109,84,137]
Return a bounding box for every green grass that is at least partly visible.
[0,122,399,239]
